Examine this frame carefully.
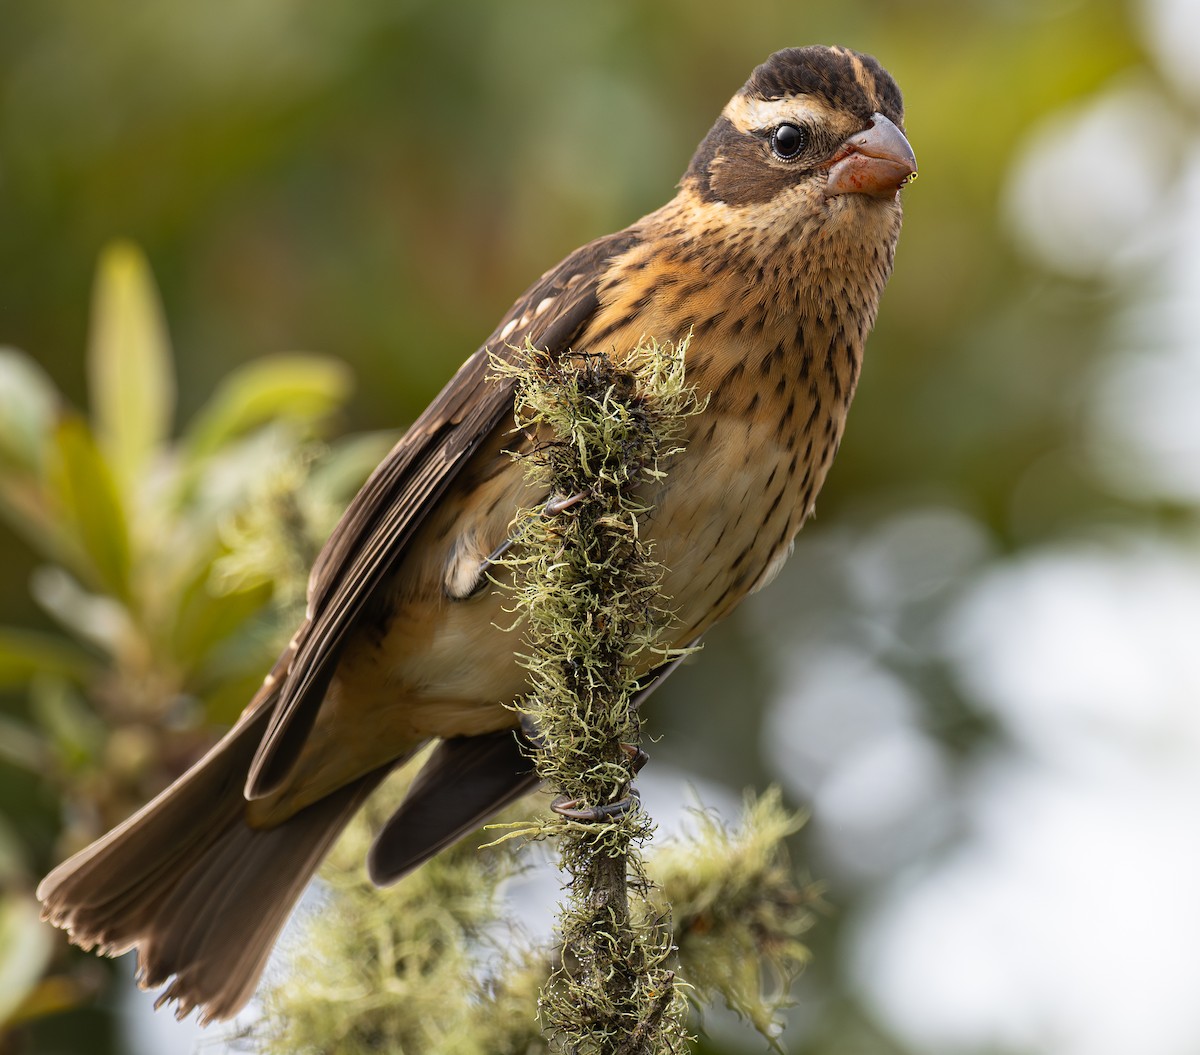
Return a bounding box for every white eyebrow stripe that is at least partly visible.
[721,94,831,135]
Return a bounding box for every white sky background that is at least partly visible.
[806,0,1200,1051]
[844,547,1200,1055]
[124,0,1200,1049]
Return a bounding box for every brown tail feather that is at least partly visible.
[37,704,386,1024]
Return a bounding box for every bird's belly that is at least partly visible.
[648,411,825,644]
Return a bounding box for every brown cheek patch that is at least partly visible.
[708,133,800,206]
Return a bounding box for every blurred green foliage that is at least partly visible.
[0,242,388,1048]
[0,0,1174,1052]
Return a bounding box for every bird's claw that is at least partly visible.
[519,720,647,776]
[621,742,649,773]
[518,712,547,751]
[551,787,641,822]
[543,491,587,516]
[523,712,648,822]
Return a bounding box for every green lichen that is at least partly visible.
[646,788,822,1043]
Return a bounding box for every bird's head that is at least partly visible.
[684,46,916,229]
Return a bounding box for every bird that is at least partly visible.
[37,45,916,1024]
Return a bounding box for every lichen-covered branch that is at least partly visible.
[493,337,702,1054]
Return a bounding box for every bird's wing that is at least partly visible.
[245,228,641,799]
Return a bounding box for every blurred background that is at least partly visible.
[4,0,1200,1052]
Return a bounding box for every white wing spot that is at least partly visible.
[535,296,555,317]
[499,318,518,341]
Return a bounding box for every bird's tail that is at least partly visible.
[37,701,385,1024]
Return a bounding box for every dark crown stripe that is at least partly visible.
[744,46,903,126]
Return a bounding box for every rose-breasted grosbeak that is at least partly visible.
[39,45,915,1023]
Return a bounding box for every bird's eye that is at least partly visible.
[770,123,806,160]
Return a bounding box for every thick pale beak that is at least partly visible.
[825,113,917,199]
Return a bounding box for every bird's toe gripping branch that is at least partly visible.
[548,742,649,822]
[551,787,641,823]
[520,710,650,823]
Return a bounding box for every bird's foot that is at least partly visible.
[551,787,641,822]
[521,710,648,821]
[550,743,647,821]
[463,491,587,593]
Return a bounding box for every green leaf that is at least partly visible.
[0,351,70,562]
[0,628,93,688]
[29,566,130,655]
[0,348,58,474]
[170,563,273,667]
[308,429,397,502]
[0,475,73,566]
[31,675,106,771]
[184,354,353,460]
[86,240,176,493]
[0,894,54,1029]
[45,415,132,600]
